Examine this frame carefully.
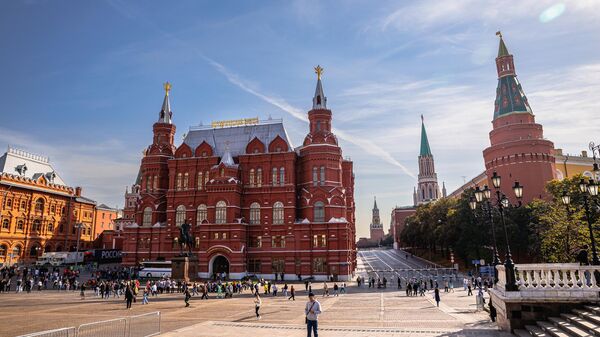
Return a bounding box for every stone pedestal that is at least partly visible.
[171,256,199,282]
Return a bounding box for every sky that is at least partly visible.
[1,0,599,239]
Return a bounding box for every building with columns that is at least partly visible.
[121,68,357,281]
[369,197,384,242]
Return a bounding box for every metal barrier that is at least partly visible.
[128,312,161,337]
[18,327,77,337]
[17,312,161,337]
[77,318,127,337]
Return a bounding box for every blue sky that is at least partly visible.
[1,0,599,238]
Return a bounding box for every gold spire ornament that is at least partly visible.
[163,82,172,96]
[496,31,502,38]
[314,65,324,80]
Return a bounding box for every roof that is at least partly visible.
[493,75,532,119]
[498,37,509,57]
[0,146,67,186]
[419,118,432,157]
[76,196,97,205]
[183,120,293,158]
[158,91,172,124]
[312,77,327,109]
[97,203,117,211]
[373,196,378,210]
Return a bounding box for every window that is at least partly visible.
[250,236,262,248]
[248,259,261,273]
[0,244,6,257]
[146,175,151,192]
[272,258,285,273]
[222,232,227,239]
[196,204,207,225]
[142,207,152,226]
[20,201,26,210]
[5,199,12,208]
[220,168,225,177]
[314,201,325,222]
[316,121,321,131]
[13,246,21,257]
[176,173,182,191]
[272,167,278,186]
[197,172,203,190]
[30,245,39,257]
[320,166,325,186]
[175,205,186,227]
[183,172,189,190]
[215,201,227,224]
[279,167,285,186]
[205,171,209,185]
[273,202,284,225]
[50,205,55,214]
[249,202,260,225]
[256,168,262,187]
[33,220,41,231]
[313,167,318,186]
[1,219,8,230]
[35,198,44,214]
[47,223,54,232]
[249,169,255,187]
[214,232,219,239]
[313,234,327,247]
[153,175,158,191]
[17,220,24,231]
[272,235,286,248]
[313,257,326,273]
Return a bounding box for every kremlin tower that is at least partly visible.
[483,33,556,203]
[414,116,442,205]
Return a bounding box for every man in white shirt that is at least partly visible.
[305,292,322,337]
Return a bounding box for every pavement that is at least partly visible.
[0,249,512,337]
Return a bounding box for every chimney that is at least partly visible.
[75,186,82,197]
[582,150,588,158]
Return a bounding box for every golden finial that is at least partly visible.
[496,31,502,38]
[314,65,324,80]
[163,82,172,96]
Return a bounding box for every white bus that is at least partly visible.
[140,261,172,278]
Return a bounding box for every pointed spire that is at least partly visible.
[442,182,447,198]
[220,142,235,166]
[158,82,172,124]
[496,31,509,57]
[420,115,432,157]
[312,65,327,109]
[373,196,378,210]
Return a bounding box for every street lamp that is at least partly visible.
[471,171,523,291]
[469,197,477,211]
[569,178,600,265]
[471,184,501,284]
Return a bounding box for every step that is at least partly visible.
[585,306,600,315]
[515,329,533,337]
[548,317,593,337]
[524,325,552,336]
[537,321,573,337]
[574,309,600,326]
[561,313,600,336]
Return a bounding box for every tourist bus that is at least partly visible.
[139,261,172,278]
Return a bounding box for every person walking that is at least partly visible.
[254,292,262,319]
[322,282,329,297]
[288,285,295,301]
[142,288,149,305]
[305,292,321,337]
[80,282,86,300]
[125,284,134,310]
[184,285,191,307]
[467,281,473,296]
[434,287,441,307]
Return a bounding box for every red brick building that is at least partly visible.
[121,70,356,281]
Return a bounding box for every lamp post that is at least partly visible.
[471,171,523,291]
[472,185,501,284]
[579,178,599,265]
[561,192,572,260]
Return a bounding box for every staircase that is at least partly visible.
[514,305,600,337]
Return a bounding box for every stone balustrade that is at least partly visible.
[495,263,600,301]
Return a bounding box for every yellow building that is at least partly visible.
[0,147,99,266]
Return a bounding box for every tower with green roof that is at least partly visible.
[414,115,441,206]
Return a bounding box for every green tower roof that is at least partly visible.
[420,116,432,157]
[498,37,509,57]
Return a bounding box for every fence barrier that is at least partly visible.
[16,312,160,337]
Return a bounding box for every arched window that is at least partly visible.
[0,244,6,257]
[1,219,9,230]
[146,175,151,192]
[16,220,24,231]
[153,175,158,191]
[21,201,26,210]
[249,169,255,187]
[250,202,260,225]
[429,187,433,199]
[5,199,12,208]
[279,167,285,186]
[13,245,21,257]
[30,245,40,257]
[175,205,186,227]
[47,223,54,232]
[313,167,318,186]
[33,220,41,231]
[272,167,278,186]
[314,201,325,222]
[273,202,284,225]
[256,168,262,187]
[215,201,227,224]
[196,204,207,225]
[205,171,209,185]
[142,207,152,226]
[35,198,44,214]
[197,172,203,190]
[320,166,325,186]
[183,172,189,190]
[176,173,182,191]
[220,168,225,177]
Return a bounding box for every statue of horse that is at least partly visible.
[178,222,194,256]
